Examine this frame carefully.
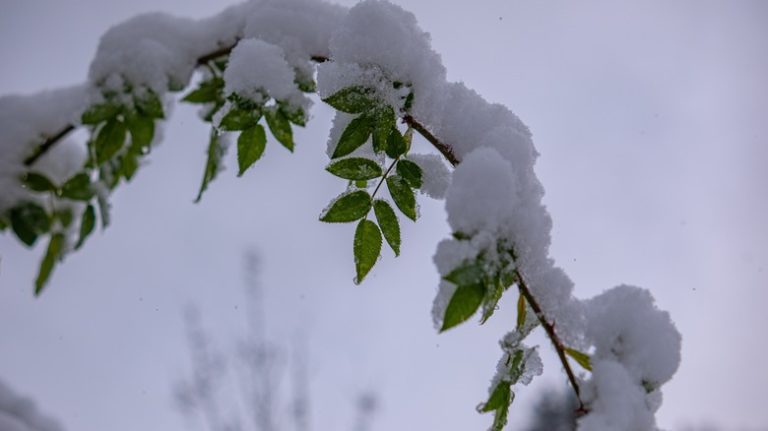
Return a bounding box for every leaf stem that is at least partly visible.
[370,156,399,200]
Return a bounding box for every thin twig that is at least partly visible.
[407,116,586,410]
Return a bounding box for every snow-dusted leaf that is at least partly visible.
[332,113,374,158]
[326,158,382,181]
[220,108,260,131]
[386,175,416,221]
[135,90,164,119]
[385,127,407,158]
[126,113,155,152]
[35,233,64,296]
[75,204,96,250]
[237,125,267,177]
[182,77,224,104]
[372,106,395,153]
[353,219,381,284]
[319,190,371,223]
[373,199,400,256]
[323,86,378,114]
[443,261,484,286]
[396,159,422,188]
[265,107,293,151]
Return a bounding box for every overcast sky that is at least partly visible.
[1,0,767,430]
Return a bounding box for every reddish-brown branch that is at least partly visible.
[406,115,586,410]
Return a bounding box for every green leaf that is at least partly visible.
[75,204,96,250]
[386,175,417,221]
[372,106,395,153]
[480,278,504,324]
[126,113,155,152]
[319,190,371,223]
[440,281,485,331]
[182,78,224,104]
[195,130,225,203]
[565,347,593,371]
[81,102,120,125]
[516,293,527,331]
[60,173,94,201]
[220,108,260,131]
[265,108,293,152]
[237,125,267,176]
[121,153,140,181]
[331,114,374,159]
[353,219,382,284]
[326,158,383,181]
[373,199,400,256]
[21,172,57,192]
[135,90,164,119]
[444,261,484,286]
[35,232,64,296]
[507,349,527,383]
[323,86,378,113]
[279,103,307,126]
[385,127,408,158]
[479,381,512,413]
[396,159,423,188]
[10,202,50,246]
[95,119,127,164]
[296,77,316,93]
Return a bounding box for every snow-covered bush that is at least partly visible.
[0,0,681,429]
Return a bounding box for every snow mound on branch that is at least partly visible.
[0,86,89,212]
[0,379,64,431]
[224,39,299,104]
[586,285,682,387]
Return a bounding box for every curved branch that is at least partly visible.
[407,115,585,410]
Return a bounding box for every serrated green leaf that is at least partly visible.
[60,173,94,201]
[265,108,293,152]
[95,119,127,164]
[81,102,120,125]
[479,381,512,413]
[182,78,224,104]
[386,175,417,221]
[220,108,260,131]
[10,202,50,246]
[332,114,374,159]
[323,86,378,113]
[326,158,382,181]
[353,219,381,284]
[516,293,527,331]
[195,130,225,203]
[279,103,306,126]
[135,90,164,119]
[481,278,504,324]
[385,127,408,158]
[444,261,484,286]
[35,232,64,296]
[373,199,400,256]
[319,190,371,223]
[441,281,485,331]
[75,204,96,250]
[396,159,422,188]
[22,172,57,192]
[372,106,395,153]
[565,347,593,371]
[237,125,267,177]
[126,113,155,152]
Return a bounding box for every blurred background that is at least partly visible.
[1,0,766,430]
